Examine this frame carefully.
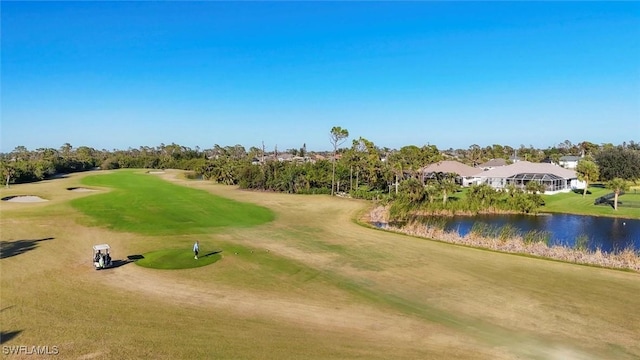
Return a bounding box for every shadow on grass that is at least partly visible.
[0,238,54,259]
[96,255,145,270]
[109,260,131,269]
[572,189,591,195]
[105,254,146,269]
[0,330,22,344]
[203,250,223,257]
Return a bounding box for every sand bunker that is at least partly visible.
[2,195,48,203]
[148,171,165,174]
[67,187,98,192]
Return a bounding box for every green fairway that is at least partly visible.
[70,170,275,235]
[136,248,222,269]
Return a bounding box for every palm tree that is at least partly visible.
[468,183,497,208]
[435,172,459,205]
[329,126,349,196]
[525,181,546,194]
[606,178,629,210]
[575,160,599,197]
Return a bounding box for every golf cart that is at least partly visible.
[93,244,113,270]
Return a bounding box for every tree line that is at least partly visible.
[2,135,639,213]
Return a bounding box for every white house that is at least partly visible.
[558,155,582,169]
[475,161,585,194]
[419,161,482,187]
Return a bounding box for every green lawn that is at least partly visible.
[451,185,640,219]
[71,170,275,235]
[136,248,222,269]
[542,185,640,218]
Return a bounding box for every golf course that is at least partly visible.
[1,169,639,359]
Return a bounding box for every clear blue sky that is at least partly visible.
[2,1,639,153]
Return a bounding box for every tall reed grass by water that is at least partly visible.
[373,212,640,272]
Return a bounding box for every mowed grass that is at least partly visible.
[451,185,640,219]
[1,170,640,359]
[542,185,640,218]
[136,248,222,269]
[71,170,275,235]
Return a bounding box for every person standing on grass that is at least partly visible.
[193,241,199,260]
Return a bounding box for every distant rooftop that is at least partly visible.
[420,160,480,177]
[478,158,507,168]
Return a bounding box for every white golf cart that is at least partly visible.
[93,244,113,270]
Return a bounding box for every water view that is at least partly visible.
[432,213,640,253]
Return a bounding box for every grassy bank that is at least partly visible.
[376,219,639,272]
[542,185,640,218]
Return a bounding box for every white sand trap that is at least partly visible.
[148,171,165,174]
[67,187,98,192]
[2,195,48,203]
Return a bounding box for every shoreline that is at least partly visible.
[366,206,640,272]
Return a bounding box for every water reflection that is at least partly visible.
[419,214,640,253]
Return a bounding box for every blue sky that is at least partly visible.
[2,2,639,153]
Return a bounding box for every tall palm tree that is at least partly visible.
[606,178,629,210]
[576,160,599,197]
[435,172,459,205]
[329,127,349,196]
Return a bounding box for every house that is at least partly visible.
[276,153,294,162]
[478,158,508,171]
[558,155,582,169]
[419,161,482,187]
[475,161,585,194]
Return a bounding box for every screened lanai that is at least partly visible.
[505,173,568,192]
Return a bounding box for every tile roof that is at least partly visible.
[420,161,480,177]
[560,155,582,161]
[479,158,507,168]
[475,161,577,179]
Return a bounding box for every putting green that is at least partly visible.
[135,248,222,269]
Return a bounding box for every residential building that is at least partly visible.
[558,155,582,169]
[475,161,585,194]
[419,160,482,187]
[478,158,508,171]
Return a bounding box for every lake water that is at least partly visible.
[428,214,640,253]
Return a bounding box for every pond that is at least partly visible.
[425,213,640,253]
